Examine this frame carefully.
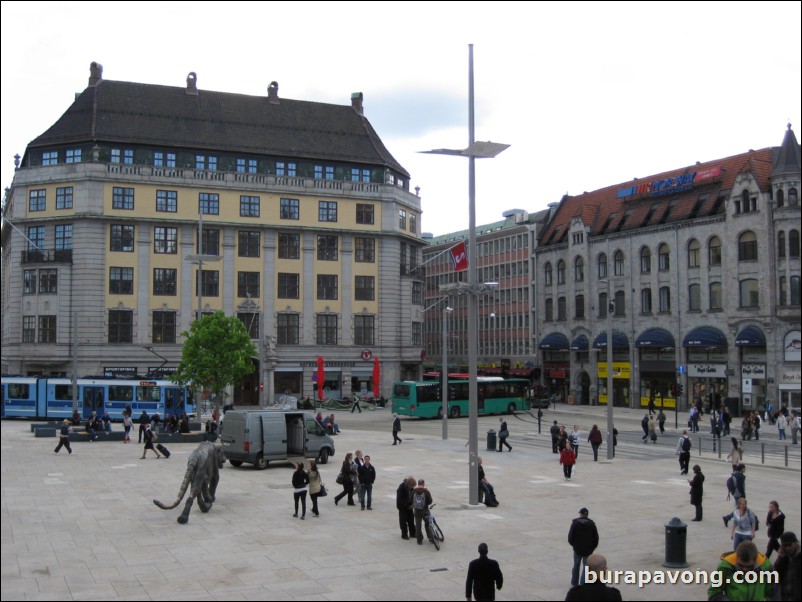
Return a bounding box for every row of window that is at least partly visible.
[543,276,801,321]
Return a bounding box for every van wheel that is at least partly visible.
[228,460,243,467]
[254,455,268,470]
[450,406,461,418]
[318,449,329,464]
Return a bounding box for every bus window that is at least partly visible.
[393,383,411,398]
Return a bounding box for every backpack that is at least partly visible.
[681,436,691,452]
[726,475,736,495]
[412,490,426,511]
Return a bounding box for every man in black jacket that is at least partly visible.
[550,420,561,453]
[357,455,376,510]
[396,476,416,540]
[568,508,600,587]
[466,543,503,601]
[565,554,621,601]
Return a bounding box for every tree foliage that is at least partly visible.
[172,312,257,401]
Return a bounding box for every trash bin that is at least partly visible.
[487,429,497,451]
[664,517,688,567]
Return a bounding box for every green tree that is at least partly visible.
[172,312,257,418]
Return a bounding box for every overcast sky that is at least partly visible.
[2,1,800,236]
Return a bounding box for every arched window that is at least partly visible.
[614,251,624,276]
[779,276,787,305]
[598,253,607,279]
[709,282,722,310]
[557,297,567,321]
[545,298,553,321]
[641,288,652,313]
[640,247,651,273]
[709,236,722,266]
[738,231,758,261]
[557,260,566,284]
[544,262,553,286]
[574,256,584,282]
[658,244,670,271]
[688,239,700,268]
[792,276,800,305]
[598,292,608,319]
[614,290,625,316]
[575,294,585,319]
[740,189,750,213]
[688,283,701,310]
[777,188,785,207]
[739,278,759,307]
[778,231,786,258]
[789,188,799,206]
[790,230,800,258]
[659,286,671,312]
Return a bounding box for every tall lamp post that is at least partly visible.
[422,45,509,505]
[442,306,453,439]
[606,299,615,460]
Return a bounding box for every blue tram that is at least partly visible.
[1,375,195,420]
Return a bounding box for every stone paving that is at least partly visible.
[1,404,799,601]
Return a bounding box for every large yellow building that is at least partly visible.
[1,64,426,405]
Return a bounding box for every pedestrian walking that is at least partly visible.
[412,479,433,545]
[641,413,650,442]
[568,508,599,587]
[791,410,800,445]
[676,430,691,475]
[392,413,402,445]
[570,425,581,457]
[773,532,802,602]
[396,476,416,540]
[358,454,376,510]
[560,441,577,480]
[723,463,748,526]
[731,497,757,551]
[726,437,743,470]
[465,543,503,601]
[497,417,512,452]
[657,409,666,434]
[550,420,561,453]
[334,452,356,506]
[138,409,149,443]
[647,415,657,443]
[688,464,704,521]
[53,419,73,455]
[766,500,786,559]
[587,425,602,461]
[350,395,362,413]
[292,461,309,519]
[777,413,788,440]
[122,411,133,443]
[141,423,161,459]
[307,460,322,517]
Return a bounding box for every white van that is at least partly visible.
[220,410,335,469]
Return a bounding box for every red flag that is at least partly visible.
[372,357,380,399]
[317,356,325,400]
[450,241,468,272]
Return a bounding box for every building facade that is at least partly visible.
[534,126,801,413]
[1,64,427,405]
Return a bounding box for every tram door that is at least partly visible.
[83,386,105,418]
[165,387,184,417]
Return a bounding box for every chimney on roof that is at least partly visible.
[351,92,364,115]
[186,72,198,95]
[88,62,103,87]
[268,81,279,104]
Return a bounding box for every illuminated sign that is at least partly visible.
[616,166,721,199]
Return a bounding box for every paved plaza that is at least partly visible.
[1,404,799,601]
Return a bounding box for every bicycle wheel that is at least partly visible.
[431,517,445,542]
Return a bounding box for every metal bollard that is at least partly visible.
[664,517,689,568]
[487,429,497,451]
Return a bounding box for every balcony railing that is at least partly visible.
[21,249,73,264]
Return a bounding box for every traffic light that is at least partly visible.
[678,384,684,396]
[670,384,677,396]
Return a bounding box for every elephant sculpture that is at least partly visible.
[153,441,226,524]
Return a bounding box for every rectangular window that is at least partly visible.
[280,198,300,220]
[354,315,375,346]
[39,269,58,294]
[659,249,670,271]
[278,273,300,299]
[318,201,338,222]
[411,322,422,346]
[276,161,296,176]
[317,275,338,300]
[27,226,45,253]
[109,310,133,343]
[198,228,219,255]
[236,158,257,173]
[709,282,722,310]
[278,233,300,259]
[152,311,176,344]
[29,189,46,212]
[277,314,299,345]
[659,287,671,312]
[412,281,423,305]
[153,268,177,296]
[56,186,73,209]
[196,270,219,297]
[237,272,260,298]
[575,294,585,319]
[355,237,375,263]
[688,284,701,311]
[112,187,135,210]
[42,151,58,165]
[38,315,56,343]
[156,190,178,212]
[641,288,652,313]
[110,224,134,252]
[238,231,261,258]
[22,316,36,342]
[354,275,374,301]
[65,148,81,164]
[240,195,260,217]
[55,224,72,250]
[153,152,176,167]
[351,168,371,182]
[312,165,334,180]
[356,203,374,225]
[110,267,134,294]
[153,227,177,254]
[399,209,407,230]
[410,214,417,234]
[199,192,219,215]
[317,235,338,261]
[23,270,36,294]
[196,155,218,170]
[316,314,338,345]
[111,149,134,164]
[237,312,259,339]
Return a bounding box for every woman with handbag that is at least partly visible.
[308,460,324,517]
[334,452,356,506]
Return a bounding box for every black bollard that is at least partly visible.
[664,517,689,568]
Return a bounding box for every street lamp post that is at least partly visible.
[422,45,509,506]
[606,302,615,460]
[442,306,453,439]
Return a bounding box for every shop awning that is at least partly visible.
[538,332,570,350]
[682,326,727,348]
[570,335,589,351]
[593,331,630,350]
[735,325,766,347]
[635,328,675,348]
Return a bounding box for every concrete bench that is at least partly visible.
[66,430,207,443]
[34,428,57,438]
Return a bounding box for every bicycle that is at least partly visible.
[424,504,445,550]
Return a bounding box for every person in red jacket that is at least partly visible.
[560,440,577,480]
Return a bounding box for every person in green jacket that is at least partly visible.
[707,540,775,601]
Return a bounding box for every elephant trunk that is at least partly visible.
[153,465,193,509]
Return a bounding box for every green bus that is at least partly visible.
[391,377,531,418]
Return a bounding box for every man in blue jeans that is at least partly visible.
[568,507,599,586]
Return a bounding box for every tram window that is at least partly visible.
[136,386,160,402]
[8,384,30,399]
[54,385,75,400]
[109,385,134,402]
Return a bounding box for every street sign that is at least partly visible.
[677,364,686,374]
